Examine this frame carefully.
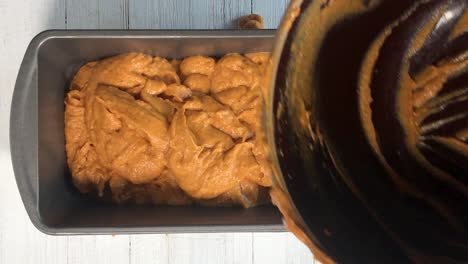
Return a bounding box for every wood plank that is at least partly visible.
[44,235,69,264]
[252,232,314,264]
[66,0,128,29]
[0,154,67,264]
[166,233,253,264]
[167,234,227,264]
[224,233,253,264]
[68,235,131,264]
[96,235,130,264]
[222,0,252,29]
[252,0,289,29]
[252,233,287,264]
[0,1,66,264]
[285,232,315,264]
[129,234,169,264]
[67,236,97,264]
[129,0,190,29]
[0,0,65,152]
[129,0,251,29]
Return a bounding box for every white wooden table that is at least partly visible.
[0,0,316,263]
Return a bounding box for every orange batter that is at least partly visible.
[65,52,272,207]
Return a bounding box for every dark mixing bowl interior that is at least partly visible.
[269,0,468,263]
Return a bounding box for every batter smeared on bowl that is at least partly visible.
[64,52,272,208]
[359,0,468,224]
[268,0,467,262]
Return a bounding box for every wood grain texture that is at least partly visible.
[129,0,251,29]
[0,0,65,152]
[224,233,254,264]
[67,236,98,264]
[285,233,316,264]
[166,233,253,264]
[96,235,130,264]
[0,0,314,263]
[0,1,66,264]
[252,0,289,29]
[253,233,288,264]
[253,233,315,264]
[66,0,128,29]
[168,234,227,264]
[130,234,169,264]
[67,236,131,264]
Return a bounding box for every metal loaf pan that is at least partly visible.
[10,30,284,235]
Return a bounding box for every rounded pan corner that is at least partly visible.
[29,215,61,236]
[28,30,63,50]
